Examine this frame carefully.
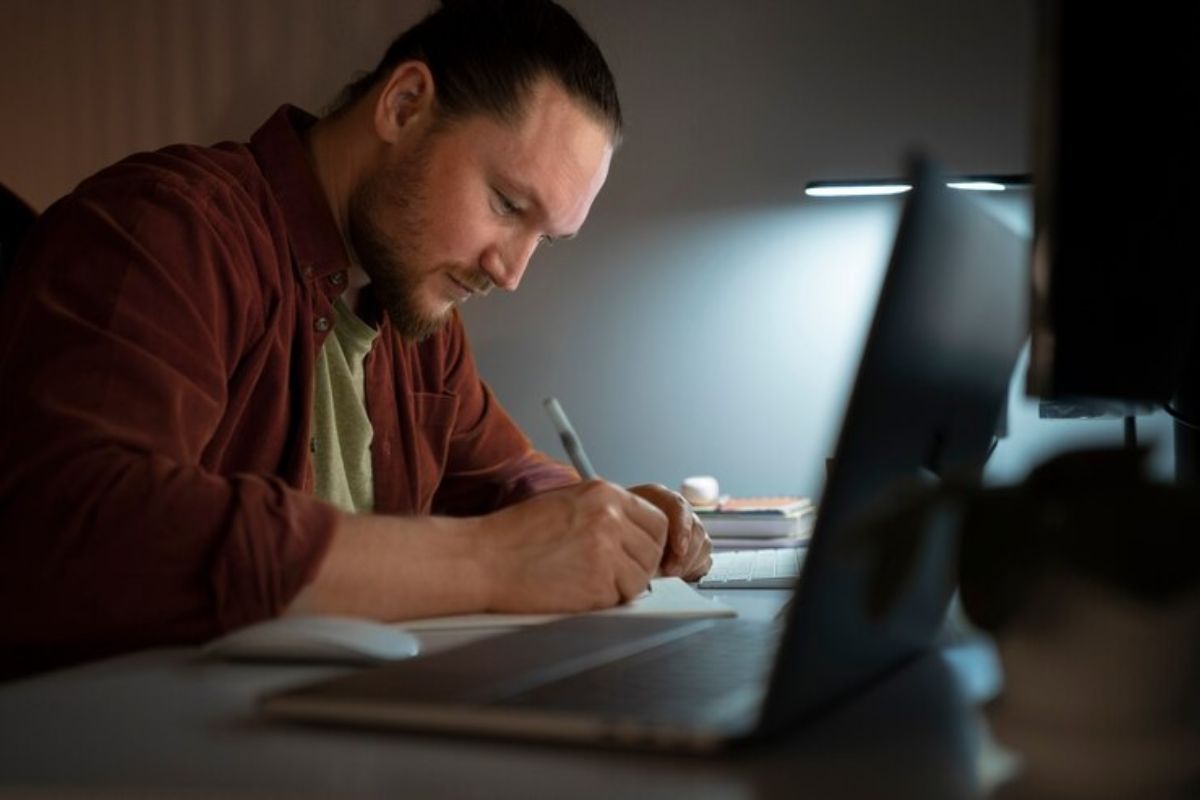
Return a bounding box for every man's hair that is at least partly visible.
[332,0,622,142]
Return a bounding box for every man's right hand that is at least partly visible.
[286,481,668,622]
[478,480,669,613]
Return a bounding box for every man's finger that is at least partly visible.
[612,551,654,603]
[619,514,667,574]
[623,488,670,548]
[677,534,710,581]
[669,513,702,576]
[671,494,693,559]
[681,525,713,581]
[684,553,714,583]
[629,484,691,560]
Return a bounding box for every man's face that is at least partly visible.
[346,79,614,340]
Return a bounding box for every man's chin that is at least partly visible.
[385,303,453,342]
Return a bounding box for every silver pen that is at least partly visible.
[542,396,597,480]
[542,397,653,594]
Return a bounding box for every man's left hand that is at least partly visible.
[628,484,713,581]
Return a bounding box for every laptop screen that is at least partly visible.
[762,157,1028,730]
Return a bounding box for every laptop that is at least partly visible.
[262,157,1028,752]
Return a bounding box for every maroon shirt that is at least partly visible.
[0,106,575,678]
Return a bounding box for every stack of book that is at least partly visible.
[694,496,815,549]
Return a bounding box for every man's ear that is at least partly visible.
[373,61,436,145]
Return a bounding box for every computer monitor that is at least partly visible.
[761,156,1028,728]
[1026,1,1200,478]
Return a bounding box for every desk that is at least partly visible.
[0,591,1009,799]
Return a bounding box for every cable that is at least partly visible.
[1124,416,1137,450]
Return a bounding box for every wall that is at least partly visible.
[2,0,1164,497]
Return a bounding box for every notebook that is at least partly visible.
[398,577,734,631]
[262,157,1028,752]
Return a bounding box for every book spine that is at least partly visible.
[697,516,812,538]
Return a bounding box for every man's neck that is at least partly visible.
[304,108,373,312]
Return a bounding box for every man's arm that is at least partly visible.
[0,166,339,669]
[287,479,669,619]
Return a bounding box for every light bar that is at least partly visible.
[805,173,1030,198]
[945,181,1007,191]
[806,184,912,197]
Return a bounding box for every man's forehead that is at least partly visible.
[472,84,609,163]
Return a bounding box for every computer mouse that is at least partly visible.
[204,614,421,664]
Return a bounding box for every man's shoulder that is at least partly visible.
[24,138,292,306]
[73,140,269,217]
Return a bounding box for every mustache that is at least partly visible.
[454,270,495,296]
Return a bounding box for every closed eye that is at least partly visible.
[493,189,520,216]
[493,187,559,246]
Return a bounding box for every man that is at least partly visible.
[0,0,711,679]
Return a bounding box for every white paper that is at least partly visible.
[391,577,736,632]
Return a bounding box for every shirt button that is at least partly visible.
[329,271,346,286]
[302,264,315,279]
[314,317,331,333]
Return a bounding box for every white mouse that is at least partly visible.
[204,614,421,664]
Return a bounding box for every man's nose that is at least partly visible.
[481,236,539,292]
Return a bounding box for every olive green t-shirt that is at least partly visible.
[311,298,380,513]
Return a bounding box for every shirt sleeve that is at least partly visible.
[429,312,578,516]
[0,173,337,673]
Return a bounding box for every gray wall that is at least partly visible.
[1,0,1171,498]
[461,1,1174,493]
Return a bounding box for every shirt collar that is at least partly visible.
[249,105,351,282]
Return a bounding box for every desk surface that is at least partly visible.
[0,591,1010,800]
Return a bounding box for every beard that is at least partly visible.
[345,139,488,342]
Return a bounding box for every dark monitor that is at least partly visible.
[762,157,1028,729]
[1026,1,1200,471]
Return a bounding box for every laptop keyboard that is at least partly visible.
[264,616,783,746]
[698,547,806,589]
[501,619,779,721]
